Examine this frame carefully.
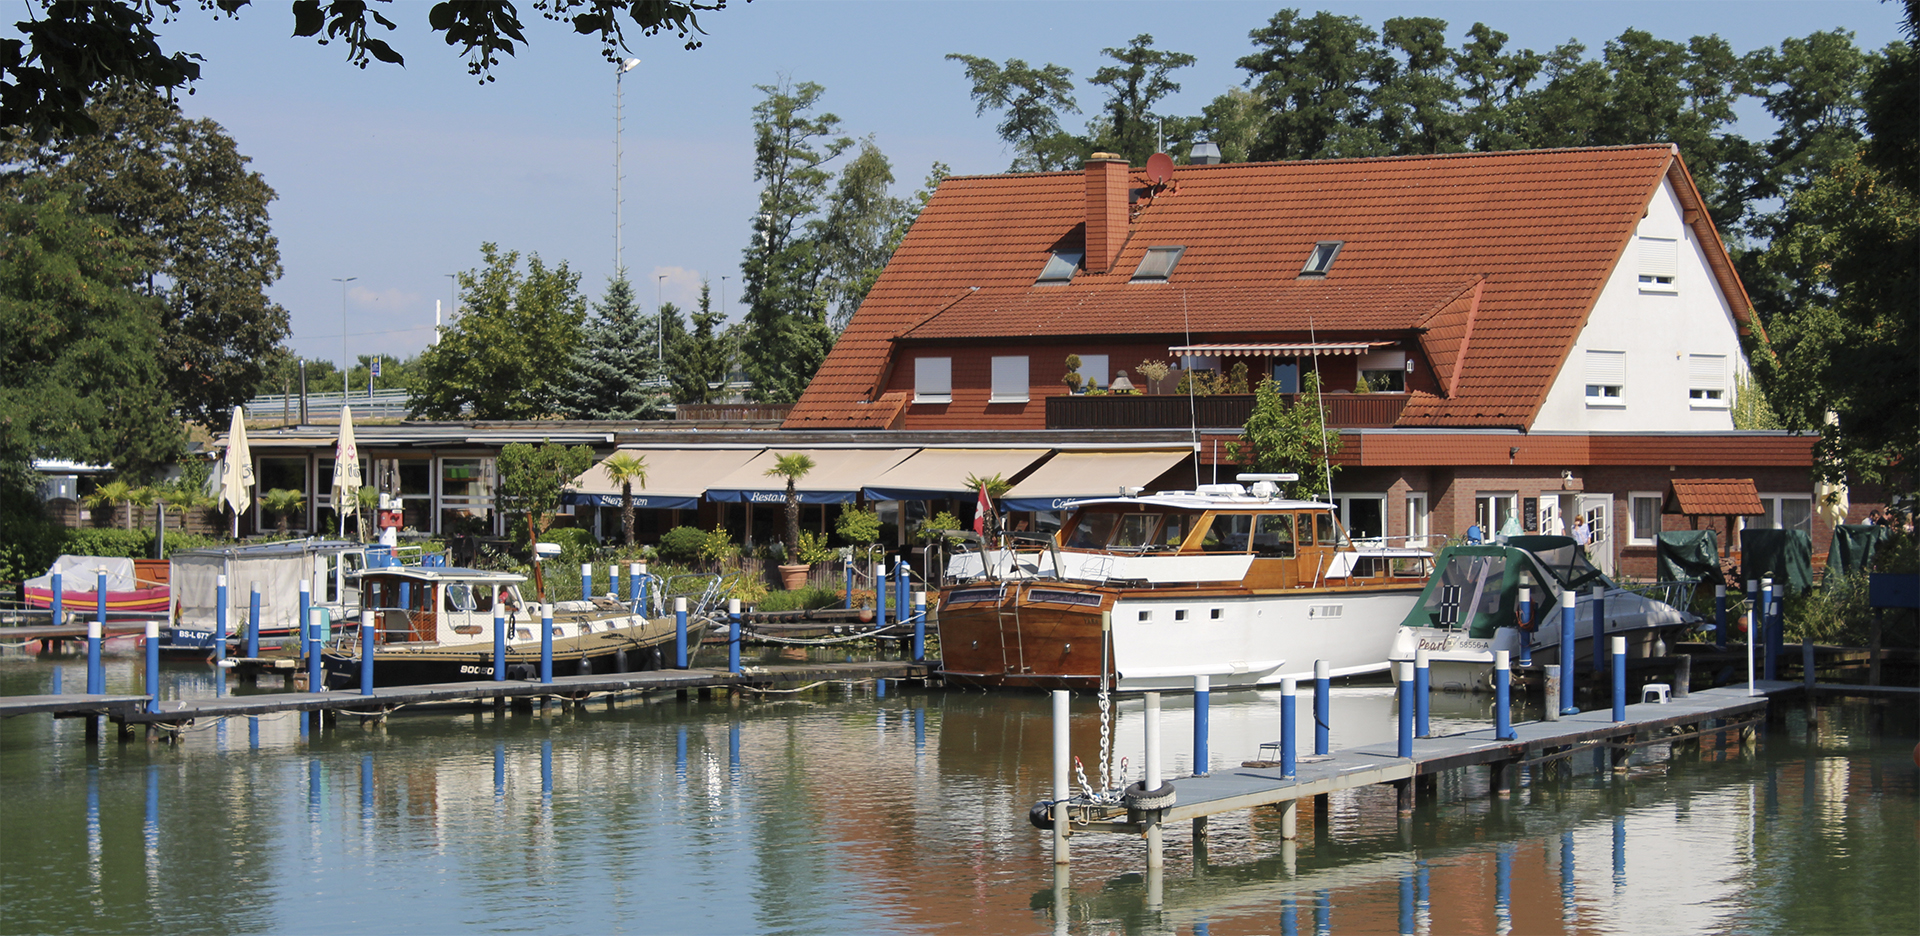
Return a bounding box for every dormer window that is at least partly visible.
[1037,250,1083,285]
[1299,241,1343,277]
[1131,245,1185,282]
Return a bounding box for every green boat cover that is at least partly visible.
[1825,524,1891,589]
[1656,530,1721,586]
[1739,528,1814,596]
[1400,537,1615,639]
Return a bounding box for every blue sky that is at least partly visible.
[84,0,1907,368]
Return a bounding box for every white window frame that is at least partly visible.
[1404,492,1429,548]
[1476,492,1518,538]
[1076,354,1109,392]
[989,355,1029,403]
[1637,235,1679,293]
[1753,494,1813,535]
[1584,349,1626,407]
[1333,494,1387,546]
[1687,353,1728,408]
[1628,491,1662,546]
[913,357,952,404]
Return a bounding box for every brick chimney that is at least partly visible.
[1085,153,1130,274]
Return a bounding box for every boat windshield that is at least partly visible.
[443,583,478,613]
[1063,508,1192,551]
[1414,550,1554,636]
[1523,542,1612,592]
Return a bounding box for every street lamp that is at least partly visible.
[657,274,667,362]
[332,276,356,395]
[615,57,640,276]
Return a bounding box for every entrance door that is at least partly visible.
[1579,493,1613,576]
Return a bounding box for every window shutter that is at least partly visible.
[1639,236,1678,278]
[1585,350,1626,385]
[914,357,951,402]
[1687,354,1725,390]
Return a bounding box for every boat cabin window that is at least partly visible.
[1110,513,1162,549]
[1066,511,1119,549]
[1252,514,1295,558]
[1200,514,1253,552]
[443,583,478,613]
[1158,513,1194,549]
[1313,513,1341,546]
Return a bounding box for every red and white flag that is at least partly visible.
[974,482,992,536]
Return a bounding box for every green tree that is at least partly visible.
[1231,371,1341,502]
[1,82,291,425]
[763,452,815,562]
[0,179,178,483]
[496,441,596,542]
[817,138,907,333]
[667,282,732,405]
[738,79,847,404]
[1371,17,1466,154]
[1087,34,1196,164]
[259,487,305,535]
[409,243,585,419]
[601,451,648,547]
[946,53,1084,171]
[2,1,738,143]
[555,277,666,420]
[1454,23,1542,152]
[1237,9,1390,161]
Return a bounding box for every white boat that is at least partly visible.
[1387,536,1700,692]
[320,564,708,689]
[935,477,1431,692]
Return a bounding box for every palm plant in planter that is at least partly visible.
[602,452,649,546]
[764,452,816,589]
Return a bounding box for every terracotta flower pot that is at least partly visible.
[778,563,811,590]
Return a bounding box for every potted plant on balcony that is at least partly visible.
[765,452,817,590]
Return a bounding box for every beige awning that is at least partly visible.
[861,448,1050,501]
[1002,450,1191,511]
[567,448,765,510]
[704,448,917,504]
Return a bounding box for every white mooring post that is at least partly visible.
[1051,689,1070,866]
[1145,691,1164,872]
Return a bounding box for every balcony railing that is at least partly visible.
[1046,393,1408,430]
[675,403,795,422]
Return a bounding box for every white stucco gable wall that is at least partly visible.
[1532,176,1748,432]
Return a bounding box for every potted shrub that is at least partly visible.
[764,452,817,589]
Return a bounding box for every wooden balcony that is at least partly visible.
[1045,393,1408,430]
[674,403,795,422]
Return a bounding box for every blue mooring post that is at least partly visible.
[1746,578,1758,646]
[1715,584,1728,651]
[1495,650,1514,740]
[50,568,63,644]
[1611,635,1627,721]
[580,563,593,601]
[51,666,62,695]
[629,563,642,607]
[912,591,927,663]
[299,581,315,692]
[1396,661,1414,759]
[215,574,229,666]
[895,558,910,640]
[613,563,624,602]
[1517,586,1533,667]
[727,599,741,675]
[1414,647,1431,737]
[90,569,107,694]
[1760,579,1776,681]
[1313,659,1330,755]
[145,619,161,713]
[1193,674,1211,776]
[359,609,375,696]
[1281,677,1297,779]
[247,582,261,659]
[1591,584,1606,674]
[844,561,855,610]
[874,560,889,630]
[673,597,688,669]
[539,604,554,684]
[1559,589,1578,715]
[492,606,506,681]
[1770,593,1786,683]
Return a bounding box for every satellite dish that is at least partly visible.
[1145,152,1174,184]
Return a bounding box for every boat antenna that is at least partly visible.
[1309,315,1336,510]
[1183,289,1202,485]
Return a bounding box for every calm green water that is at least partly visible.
[0,651,1914,936]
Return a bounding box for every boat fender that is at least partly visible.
[577,657,593,676]
[1122,780,1177,811]
[1028,801,1056,830]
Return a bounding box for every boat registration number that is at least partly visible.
[458,665,497,676]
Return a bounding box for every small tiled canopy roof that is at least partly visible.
[787,144,1757,430]
[1666,478,1765,515]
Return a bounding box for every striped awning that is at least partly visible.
[1169,342,1395,357]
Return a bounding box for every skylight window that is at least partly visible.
[1299,241,1343,277]
[1037,250,1083,284]
[1131,246,1185,282]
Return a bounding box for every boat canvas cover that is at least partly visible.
[1001,450,1190,512]
[565,448,765,510]
[26,556,138,592]
[1398,545,1554,639]
[1655,530,1722,586]
[172,552,310,631]
[703,449,915,504]
[1825,524,1892,588]
[861,448,1048,503]
[1738,529,1814,596]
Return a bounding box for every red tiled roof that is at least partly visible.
[1667,478,1766,515]
[788,145,1754,430]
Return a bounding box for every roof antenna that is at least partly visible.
[1310,314,1336,513]
[1183,290,1202,485]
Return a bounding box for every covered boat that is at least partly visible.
[165,539,370,654]
[935,476,1431,692]
[24,556,170,615]
[1387,535,1699,691]
[320,565,706,689]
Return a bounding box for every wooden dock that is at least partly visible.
[1063,681,1795,838]
[0,660,933,730]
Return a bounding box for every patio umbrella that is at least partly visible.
[221,405,255,537]
[1816,478,1850,529]
[335,405,363,538]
